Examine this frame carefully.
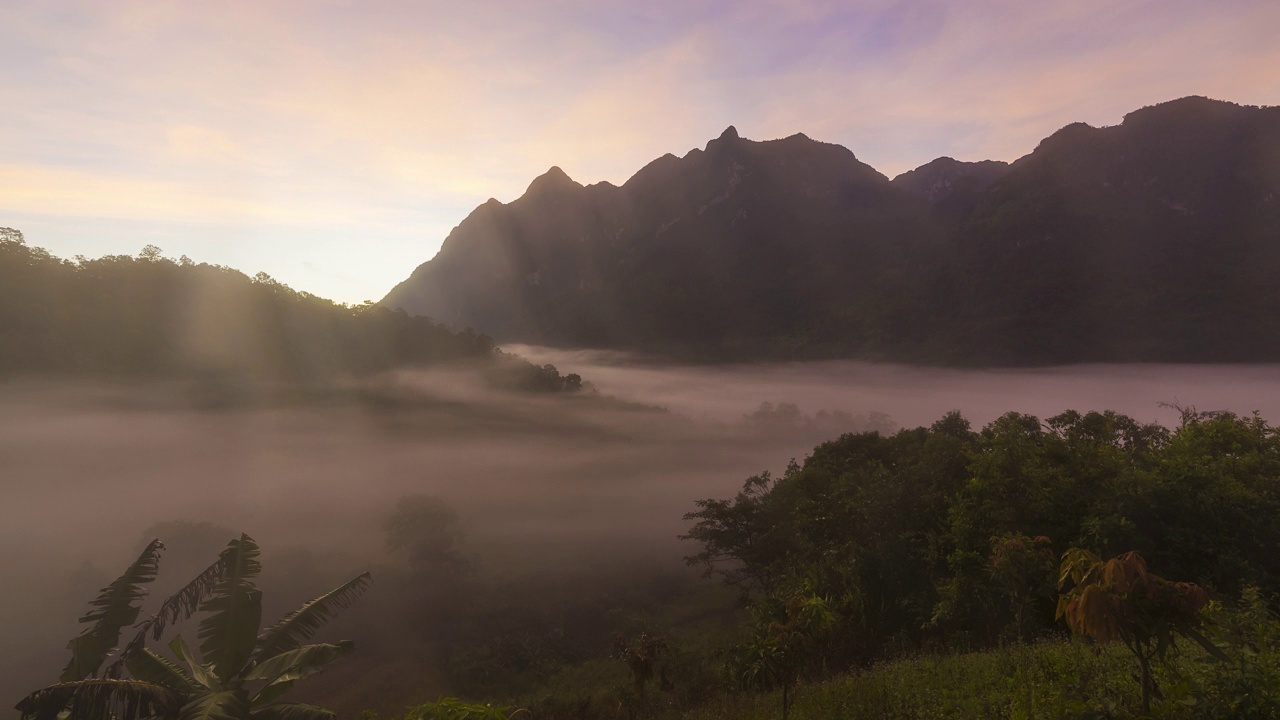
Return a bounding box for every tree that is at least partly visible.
[1056,548,1226,714]
[385,495,469,579]
[734,588,835,720]
[988,533,1056,642]
[611,632,668,712]
[681,472,784,595]
[17,534,371,720]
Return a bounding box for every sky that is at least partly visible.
[2,0,1277,304]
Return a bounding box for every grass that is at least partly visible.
[672,639,1120,719]
[674,634,1275,720]
[357,597,1280,720]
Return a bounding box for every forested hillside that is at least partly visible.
[0,227,581,391]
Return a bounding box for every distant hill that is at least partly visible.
[0,231,583,392]
[383,97,1280,365]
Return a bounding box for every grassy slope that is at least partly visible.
[677,635,1276,720]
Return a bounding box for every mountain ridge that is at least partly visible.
[383,96,1280,365]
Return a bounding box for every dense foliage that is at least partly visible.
[685,408,1280,661]
[0,228,582,391]
[663,408,1280,717]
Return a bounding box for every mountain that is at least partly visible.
[383,97,1280,365]
[891,157,1009,219]
[952,96,1280,363]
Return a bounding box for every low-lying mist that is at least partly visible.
[507,345,1280,428]
[3,353,1278,713]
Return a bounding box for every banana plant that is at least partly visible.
[16,534,371,720]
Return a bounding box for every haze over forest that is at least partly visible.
[4,2,1280,719]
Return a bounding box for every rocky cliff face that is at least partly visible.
[384,124,943,358]
[384,97,1280,364]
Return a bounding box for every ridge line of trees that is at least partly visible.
[0,227,582,392]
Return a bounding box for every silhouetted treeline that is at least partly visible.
[0,228,582,391]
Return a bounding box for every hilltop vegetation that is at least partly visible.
[0,227,581,393]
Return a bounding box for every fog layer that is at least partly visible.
[509,345,1280,428]
[3,356,1277,711]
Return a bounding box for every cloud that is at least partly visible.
[0,0,1276,302]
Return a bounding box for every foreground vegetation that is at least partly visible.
[684,594,1280,720]
[523,407,1280,718]
[19,406,1280,718]
[349,594,1280,720]
[18,535,370,720]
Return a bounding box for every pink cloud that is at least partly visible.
[0,0,1276,301]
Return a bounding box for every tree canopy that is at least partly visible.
[684,408,1280,666]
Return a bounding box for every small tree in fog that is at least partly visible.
[612,632,667,712]
[735,587,835,720]
[386,494,470,578]
[385,495,472,638]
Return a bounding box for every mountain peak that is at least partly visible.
[384,95,1280,365]
[1121,95,1250,129]
[892,157,1010,206]
[525,165,580,195]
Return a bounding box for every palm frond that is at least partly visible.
[255,573,371,660]
[176,690,250,720]
[15,678,181,720]
[249,681,294,708]
[198,535,263,681]
[61,540,164,682]
[110,552,230,675]
[170,634,220,690]
[244,643,353,698]
[126,648,202,695]
[250,703,335,720]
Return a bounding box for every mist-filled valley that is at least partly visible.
[5,355,1280,717]
[6,0,1280,716]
